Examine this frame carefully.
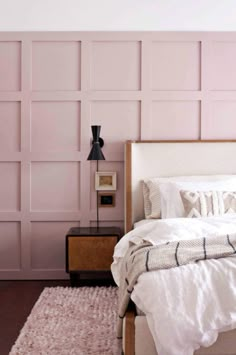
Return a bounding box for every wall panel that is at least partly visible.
[0,102,21,152]
[91,41,141,90]
[0,32,236,279]
[31,162,80,211]
[0,163,20,211]
[90,101,141,153]
[151,41,201,91]
[0,41,21,91]
[32,41,81,91]
[206,101,236,139]
[151,101,200,139]
[210,42,236,90]
[31,221,79,270]
[0,222,21,270]
[31,101,81,152]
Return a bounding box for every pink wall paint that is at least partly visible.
[0,32,236,279]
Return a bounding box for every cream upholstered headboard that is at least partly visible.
[125,140,236,233]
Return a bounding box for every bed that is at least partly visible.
[111,140,236,355]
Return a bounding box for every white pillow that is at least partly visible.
[143,175,236,219]
[160,178,236,218]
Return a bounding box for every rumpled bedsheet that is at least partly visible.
[111,216,236,355]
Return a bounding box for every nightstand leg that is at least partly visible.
[70,273,79,287]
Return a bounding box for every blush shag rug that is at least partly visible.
[10,286,121,355]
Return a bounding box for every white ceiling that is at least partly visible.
[1,0,236,31]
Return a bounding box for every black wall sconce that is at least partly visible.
[87,125,105,229]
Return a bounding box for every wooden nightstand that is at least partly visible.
[66,226,121,286]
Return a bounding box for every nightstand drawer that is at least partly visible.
[68,236,117,271]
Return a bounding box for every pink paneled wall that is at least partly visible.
[0,32,236,279]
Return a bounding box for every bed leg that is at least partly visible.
[125,306,135,355]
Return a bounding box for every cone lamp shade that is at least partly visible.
[87,126,105,161]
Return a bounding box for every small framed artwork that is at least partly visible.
[95,171,117,191]
[98,192,116,207]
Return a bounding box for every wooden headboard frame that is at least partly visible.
[125,140,236,233]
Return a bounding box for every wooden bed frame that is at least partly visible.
[123,140,236,355]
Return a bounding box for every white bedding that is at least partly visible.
[133,219,154,229]
[111,215,236,355]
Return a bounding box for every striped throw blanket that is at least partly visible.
[117,233,236,338]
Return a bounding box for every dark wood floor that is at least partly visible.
[0,278,114,355]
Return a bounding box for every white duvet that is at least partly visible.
[111,215,236,355]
